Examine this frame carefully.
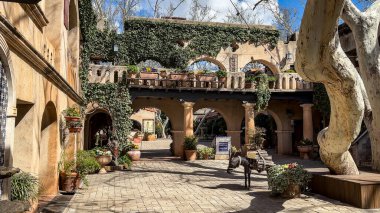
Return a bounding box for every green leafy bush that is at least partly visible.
[64,106,81,117]
[197,147,215,159]
[11,172,39,201]
[118,155,132,167]
[184,136,198,150]
[267,163,311,194]
[216,70,227,78]
[127,65,139,74]
[76,150,101,186]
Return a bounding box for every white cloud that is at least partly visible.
[137,0,277,26]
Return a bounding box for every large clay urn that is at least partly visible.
[128,150,141,161]
[96,155,112,174]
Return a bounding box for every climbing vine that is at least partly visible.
[79,0,133,144]
[90,18,279,69]
[255,74,271,111]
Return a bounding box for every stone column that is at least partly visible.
[276,130,293,154]
[300,104,314,141]
[242,103,255,145]
[182,102,195,137]
[225,130,242,148]
[171,130,185,158]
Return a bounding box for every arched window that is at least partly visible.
[241,61,274,76]
[187,60,221,72]
[114,71,119,83]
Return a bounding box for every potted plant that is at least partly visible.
[118,155,132,170]
[93,147,112,174]
[11,172,39,211]
[67,121,83,133]
[184,136,198,161]
[160,70,168,78]
[59,158,80,192]
[146,133,156,141]
[64,106,81,122]
[197,147,214,160]
[127,65,139,78]
[127,143,141,161]
[188,71,195,79]
[297,138,313,160]
[245,76,256,89]
[267,75,277,89]
[76,150,101,184]
[267,163,312,198]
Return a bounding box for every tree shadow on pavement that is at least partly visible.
[236,191,286,213]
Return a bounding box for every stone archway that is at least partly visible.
[188,56,227,71]
[39,101,59,196]
[84,109,112,150]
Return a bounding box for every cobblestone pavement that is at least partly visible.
[64,158,379,213]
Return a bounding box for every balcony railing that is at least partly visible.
[88,64,313,91]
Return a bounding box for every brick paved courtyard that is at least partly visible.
[64,149,378,213]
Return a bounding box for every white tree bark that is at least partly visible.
[296,0,365,175]
[341,0,380,171]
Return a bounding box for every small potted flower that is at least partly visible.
[245,76,256,89]
[93,147,112,174]
[188,70,195,79]
[127,65,139,78]
[216,70,227,87]
[297,138,313,160]
[267,75,277,89]
[160,70,168,78]
[267,163,312,198]
[127,143,141,161]
[118,155,132,170]
[197,147,214,160]
[67,121,83,133]
[184,136,198,161]
[64,106,81,122]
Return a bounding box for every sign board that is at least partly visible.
[213,136,231,155]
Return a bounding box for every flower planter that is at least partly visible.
[59,172,81,193]
[96,155,112,174]
[65,116,80,122]
[297,145,313,160]
[128,150,141,161]
[139,72,159,79]
[185,150,197,161]
[281,184,301,198]
[169,73,188,81]
[160,71,168,78]
[196,74,216,81]
[147,134,156,141]
[68,127,82,133]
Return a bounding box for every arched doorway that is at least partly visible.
[194,108,227,144]
[39,102,58,196]
[84,110,113,150]
[255,113,277,149]
[130,107,174,159]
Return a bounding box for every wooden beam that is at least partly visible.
[3,0,41,4]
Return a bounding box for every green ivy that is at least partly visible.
[79,0,133,144]
[91,18,279,69]
[255,74,271,111]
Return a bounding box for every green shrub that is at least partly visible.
[64,106,81,117]
[76,150,101,186]
[197,147,215,159]
[184,136,198,150]
[127,65,139,74]
[216,70,227,78]
[11,172,39,201]
[267,163,311,194]
[118,155,132,167]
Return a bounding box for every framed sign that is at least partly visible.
[214,136,231,155]
[143,119,155,133]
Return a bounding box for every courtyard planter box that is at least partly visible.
[169,73,188,81]
[128,150,141,161]
[196,74,216,82]
[139,72,159,79]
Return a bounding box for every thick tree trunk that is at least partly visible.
[341,1,380,171]
[296,0,364,175]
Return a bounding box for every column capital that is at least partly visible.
[182,101,195,108]
[6,106,17,117]
[300,103,314,109]
[242,102,255,109]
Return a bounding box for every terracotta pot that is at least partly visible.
[69,127,82,133]
[147,134,156,141]
[188,73,195,79]
[59,172,81,192]
[65,116,80,122]
[203,154,209,160]
[160,71,167,78]
[96,155,112,167]
[128,150,141,161]
[185,150,197,161]
[297,145,313,160]
[281,184,301,198]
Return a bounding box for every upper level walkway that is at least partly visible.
[89,64,313,94]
